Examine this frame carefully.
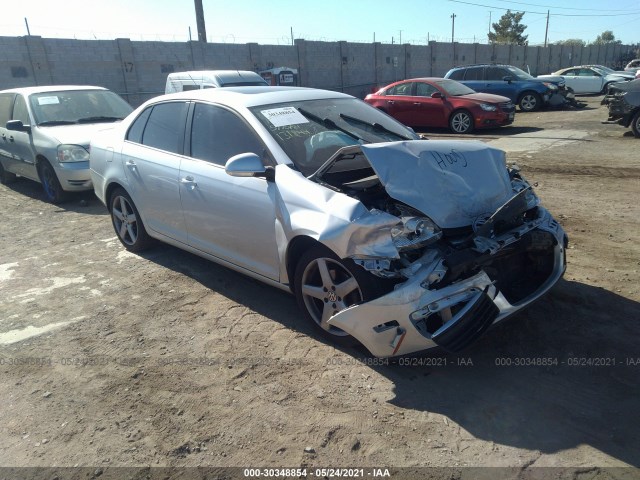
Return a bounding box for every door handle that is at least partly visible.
[387,100,395,104]
[180,176,197,190]
[8,136,14,142]
[413,102,421,106]
[125,159,137,171]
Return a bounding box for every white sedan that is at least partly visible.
[538,66,632,94]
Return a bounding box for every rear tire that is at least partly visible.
[518,92,541,112]
[38,160,67,203]
[109,187,154,252]
[631,110,640,138]
[0,162,17,184]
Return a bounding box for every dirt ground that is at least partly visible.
[1,96,639,479]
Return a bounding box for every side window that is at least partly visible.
[448,69,464,80]
[0,93,15,127]
[486,67,507,80]
[126,107,152,144]
[416,83,437,97]
[190,103,265,166]
[563,69,577,76]
[386,83,413,96]
[464,67,484,81]
[141,102,188,154]
[12,95,31,125]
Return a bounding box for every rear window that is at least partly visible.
[464,67,484,81]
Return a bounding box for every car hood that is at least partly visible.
[360,140,513,229]
[36,123,120,147]
[459,92,511,103]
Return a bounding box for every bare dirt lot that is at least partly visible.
[1,96,639,479]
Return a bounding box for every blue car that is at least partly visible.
[445,64,559,112]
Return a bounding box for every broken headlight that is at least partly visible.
[391,216,442,251]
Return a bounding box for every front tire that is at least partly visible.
[38,160,67,203]
[293,245,381,346]
[0,162,17,185]
[518,92,541,112]
[449,110,474,134]
[631,110,640,138]
[109,188,153,252]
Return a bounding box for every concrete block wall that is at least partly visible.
[0,35,636,107]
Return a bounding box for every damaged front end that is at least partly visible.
[311,140,567,357]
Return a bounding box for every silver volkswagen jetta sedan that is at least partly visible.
[0,86,133,202]
[90,87,567,357]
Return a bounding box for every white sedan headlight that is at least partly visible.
[57,144,90,163]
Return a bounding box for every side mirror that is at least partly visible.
[430,91,443,99]
[502,76,513,83]
[6,120,31,133]
[225,152,274,181]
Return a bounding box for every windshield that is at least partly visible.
[435,79,476,96]
[29,89,133,126]
[506,66,534,80]
[250,98,418,176]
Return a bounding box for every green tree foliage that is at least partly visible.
[555,39,586,47]
[593,30,621,45]
[488,10,528,45]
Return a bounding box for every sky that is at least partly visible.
[2,0,640,46]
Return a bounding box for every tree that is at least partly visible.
[593,30,621,45]
[488,10,528,45]
[555,39,586,47]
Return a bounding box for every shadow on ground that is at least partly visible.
[137,243,640,466]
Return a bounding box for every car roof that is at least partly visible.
[154,86,355,109]
[0,85,108,95]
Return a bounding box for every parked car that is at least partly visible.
[538,66,632,94]
[603,79,640,138]
[624,59,640,73]
[444,64,559,111]
[0,85,133,202]
[165,70,268,93]
[90,87,567,357]
[584,65,634,77]
[364,78,515,134]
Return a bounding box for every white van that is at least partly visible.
[165,70,268,93]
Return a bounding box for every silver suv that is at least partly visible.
[0,86,133,202]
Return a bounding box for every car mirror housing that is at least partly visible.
[6,120,31,133]
[502,76,513,83]
[225,152,273,180]
[431,92,443,99]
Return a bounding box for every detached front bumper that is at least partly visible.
[330,209,567,357]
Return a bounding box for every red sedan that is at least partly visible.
[364,78,515,134]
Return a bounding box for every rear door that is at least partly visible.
[460,67,487,94]
[120,101,189,242]
[179,102,280,280]
[0,93,19,175]
[380,82,417,126]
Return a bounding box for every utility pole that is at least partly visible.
[488,12,492,37]
[399,30,402,45]
[290,27,294,45]
[194,0,207,42]
[24,17,31,36]
[544,10,549,48]
[451,13,456,43]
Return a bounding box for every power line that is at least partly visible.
[448,0,640,16]
[491,0,638,12]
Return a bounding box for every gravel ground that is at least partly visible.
[0,96,638,479]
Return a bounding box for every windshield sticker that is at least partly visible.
[261,107,309,127]
[37,96,60,105]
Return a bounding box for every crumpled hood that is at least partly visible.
[360,140,513,229]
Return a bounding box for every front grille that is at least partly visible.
[431,289,499,352]
[499,102,515,112]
